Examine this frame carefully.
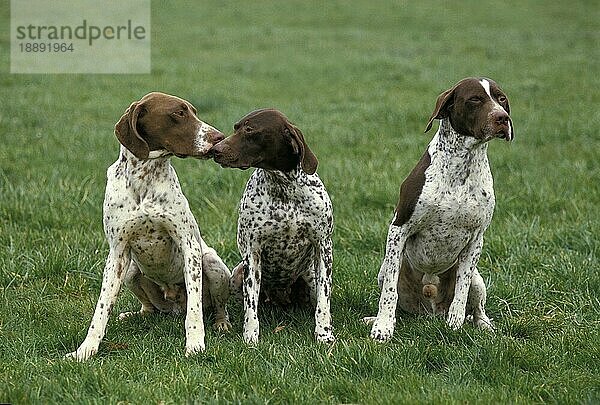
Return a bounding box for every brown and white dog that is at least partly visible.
[211,109,335,345]
[367,78,513,342]
[66,92,231,361]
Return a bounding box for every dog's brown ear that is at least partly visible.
[285,123,318,175]
[115,101,149,159]
[425,85,458,133]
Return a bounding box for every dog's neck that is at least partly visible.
[433,119,489,154]
[256,165,316,198]
[428,119,491,185]
[118,146,175,187]
[260,164,306,182]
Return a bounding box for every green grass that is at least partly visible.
[1,0,599,403]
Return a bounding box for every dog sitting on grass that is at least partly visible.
[366,78,514,341]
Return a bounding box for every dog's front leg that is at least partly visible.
[314,237,334,343]
[369,224,408,342]
[242,251,261,345]
[182,235,206,356]
[447,232,484,330]
[66,244,130,361]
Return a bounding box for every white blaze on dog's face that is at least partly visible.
[478,78,514,141]
[425,77,514,142]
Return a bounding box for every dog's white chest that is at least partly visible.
[103,162,189,284]
[405,146,495,274]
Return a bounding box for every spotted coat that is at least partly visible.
[66,92,231,361]
[234,166,334,344]
[368,78,514,342]
[211,108,335,345]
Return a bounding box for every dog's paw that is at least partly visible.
[118,306,154,321]
[446,309,466,330]
[243,329,259,346]
[370,318,395,342]
[185,323,206,357]
[185,340,206,357]
[315,327,335,344]
[214,318,232,332]
[117,311,136,321]
[65,345,97,362]
[474,316,495,332]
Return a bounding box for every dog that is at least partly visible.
[66,92,231,361]
[210,109,335,345]
[367,77,513,342]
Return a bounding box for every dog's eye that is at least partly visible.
[468,96,483,103]
[172,110,185,118]
[497,95,507,103]
[244,125,253,133]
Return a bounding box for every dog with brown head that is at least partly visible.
[115,92,225,159]
[210,108,318,173]
[212,108,334,346]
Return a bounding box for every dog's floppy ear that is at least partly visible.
[424,84,458,133]
[114,100,149,159]
[285,122,318,175]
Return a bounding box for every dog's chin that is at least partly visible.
[481,126,511,143]
[213,155,252,170]
[219,162,251,170]
[176,149,214,159]
[495,128,512,142]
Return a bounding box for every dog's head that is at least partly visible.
[425,77,514,142]
[114,92,225,159]
[210,108,318,174]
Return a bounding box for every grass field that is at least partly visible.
[1,0,599,403]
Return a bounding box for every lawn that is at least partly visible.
[1,0,599,403]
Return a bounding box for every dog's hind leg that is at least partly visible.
[467,268,494,331]
[201,244,232,332]
[119,261,179,320]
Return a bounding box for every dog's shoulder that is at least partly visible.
[393,150,431,227]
